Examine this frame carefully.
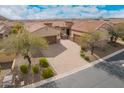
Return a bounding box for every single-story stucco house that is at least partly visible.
[2,19,124,45]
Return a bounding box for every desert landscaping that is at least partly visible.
[0,18,124,87]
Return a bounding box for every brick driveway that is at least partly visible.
[42,40,88,74]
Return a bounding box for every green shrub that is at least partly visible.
[39,57,49,67]
[20,64,28,74]
[80,49,84,53]
[11,28,17,34]
[81,46,86,51]
[84,56,90,61]
[122,37,124,41]
[32,65,39,74]
[80,52,85,57]
[42,68,54,79]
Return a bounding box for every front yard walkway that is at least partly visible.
[42,40,89,74]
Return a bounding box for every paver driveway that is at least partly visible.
[42,40,88,74]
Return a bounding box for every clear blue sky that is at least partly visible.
[0,5,124,20]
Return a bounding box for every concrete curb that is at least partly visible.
[23,48,124,88]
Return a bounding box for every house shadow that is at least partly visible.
[40,43,67,58]
[31,51,43,58]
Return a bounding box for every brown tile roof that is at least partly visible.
[23,21,45,32]
[3,19,124,33]
[22,20,108,32]
[22,20,65,32]
[21,20,66,32]
[33,26,60,37]
[71,20,109,32]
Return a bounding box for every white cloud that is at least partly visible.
[0,5,124,20]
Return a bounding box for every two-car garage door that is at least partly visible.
[45,35,57,44]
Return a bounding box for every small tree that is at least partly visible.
[109,23,124,43]
[90,30,109,54]
[80,33,91,50]
[1,31,48,64]
[80,30,109,55]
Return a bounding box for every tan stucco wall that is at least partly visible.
[71,30,83,38]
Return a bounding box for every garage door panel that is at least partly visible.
[45,36,57,44]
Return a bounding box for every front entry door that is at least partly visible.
[66,28,70,39]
